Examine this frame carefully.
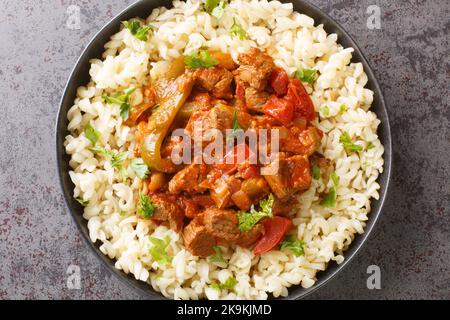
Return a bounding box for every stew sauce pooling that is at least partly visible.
[132,48,326,257]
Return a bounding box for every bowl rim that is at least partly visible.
[55,0,392,300]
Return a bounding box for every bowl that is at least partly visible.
[56,0,392,300]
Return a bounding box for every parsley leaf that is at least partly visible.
[184,48,219,69]
[280,235,305,256]
[339,131,363,153]
[367,142,376,150]
[122,20,152,41]
[320,105,329,117]
[294,68,317,84]
[130,158,149,180]
[208,246,225,263]
[103,88,136,121]
[84,124,100,145]
[205,0,227,19]
[75,197,89,206]
[230,18,247,40]
[210,277,238,291]
[312,165,321,180]
[212,1,227,19]
[148,236,172,266]
[89,146,128,170]
[232,111,241,131]
[237,194,274,232]
[321,172,339,208]
[338,103,347,115]
[137,194,155,219]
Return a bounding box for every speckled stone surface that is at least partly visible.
[0,0,448,300]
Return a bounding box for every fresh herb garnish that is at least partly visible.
[184,48,219,69]
[102,88,136,120]
[280,235,305,256]
[148,236,172,266]
[294,68,317,84]
[230,18,247,40]
[205,0,227,19]
[237,194,274,232]
[209,246,225,263]
[137,194,155,219]
[339,131,363,153]
[367,142,376,150]
[130,158,149,180]
[320,105,329,117]
[321,172,339,208]
[210,276,238,291]
[338,103,347,115]
[312,165,321,180]
[122,20,152,41]
[75,197,89,206]
[84,124,100,145]
[89,146,128,170]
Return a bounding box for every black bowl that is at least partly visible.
[56,0,392,300]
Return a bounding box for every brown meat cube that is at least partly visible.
[193,67,234,99]
[263,154,312,200]
[150,194,184,232]
[183,219,216,257]
[203,208,240,243]
[245,87,270,113]
[235,48,275,91]
[202,104,234,134]
[168,163,208,194]
[235,223,264,248]
[281,127,322,156]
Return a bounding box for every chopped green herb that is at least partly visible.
[122,20,152,41]
[208,246,225,263]
[184,48,219,69]
[331,172,340,186]
[205,0,227,19]
[148,236,172,266]
[338,103,347,115]
[130,158,149,180]
[84,124,100,145]
[120,211,127,216]
[75,197,89,206]
[339,131,363,153]
[294,68,317,84]
[320,105,329,117]
[321,172,339,208]
[137,194,155,219]
[320,187,336,207]
[210,276,238,291]
[237,194,274,232]
[212,1,227,19]
[89,146,128,170]
[312,165,321,180]
[230,18,247,40]
[367,142,376,150]
[103,88,136,121]
[280,235,305,256]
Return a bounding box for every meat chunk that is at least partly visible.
[263,153,312,200]
[281,127,322,156]
[183,218,216,257]
[193,67,234,99]
[235,48,275,91]
[168,163,208,194]
[150,194,184,232]
[202,104,234,134]
[203,208,240,243]
[245,87,270,113]
[182,195,216,219]
[235,223,264,248]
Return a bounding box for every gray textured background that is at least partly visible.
[0,0,449,300]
